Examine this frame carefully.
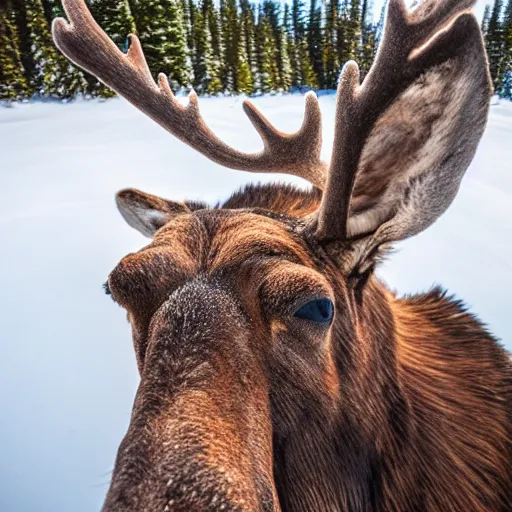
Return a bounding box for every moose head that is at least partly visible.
[52,1,512,511]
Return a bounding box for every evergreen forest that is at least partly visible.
[1,0,511,102]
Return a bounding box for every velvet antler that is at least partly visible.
[52,0,491,271]
[52,0,327,188]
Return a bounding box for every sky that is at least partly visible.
[372,0,489,22]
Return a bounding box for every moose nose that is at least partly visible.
[102,451,264,511]
[102,280,278,512]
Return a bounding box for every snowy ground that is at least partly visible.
[0,95,511,511]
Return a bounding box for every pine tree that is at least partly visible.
[482,4,491,33]
[338,0,362,67]
[237,19,253,94]
[192,8,209,93]
[130,0,192,90]
[241,0,260,91]
[283,4,297,91]
[290,0,320,90]
[485,0,505,91]
[359,0,376,80]
[220,0,239,91]
[188,0,197,44]
[262,0,281,36]
[308,0,323,87]
[240,0,253,61]
[282,4,298,89]
[279,24,292,91]
[323,0,339,89]
[500,0,512,97]
[298,36,318,88]
[254,6,264,88]
[289,0,316,89]
[0,1,29,101]
[203,0,224,72]
[337,2,350,67]
[182,0,196,87]
[13,0,88,99]
[181,0,194,57]
[193,6,222,94]
[292,0,307,42]
[262,0,283,86]
[258,14,280,93]
[89,0,135,46]
[198,0,225,93]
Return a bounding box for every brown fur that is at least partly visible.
[103,184,512,512]
[50,1,508,510]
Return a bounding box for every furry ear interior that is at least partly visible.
[308,10,493,277]
[347,36,491,243]
[116,188,190,237]
[329,14,492,274]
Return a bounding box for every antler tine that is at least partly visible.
[242,91,325,186]
[243,91,322,145]
[52,0,327,188]
[315,62,360,241]
[316,0,483,241]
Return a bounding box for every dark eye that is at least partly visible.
[293,298,334,324]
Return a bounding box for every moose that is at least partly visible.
[52,0,512,510]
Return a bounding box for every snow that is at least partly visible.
[0,94,511,511]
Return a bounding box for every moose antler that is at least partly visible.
[52,0,327,188]
[315,0,487,241]
[53,0,490,260]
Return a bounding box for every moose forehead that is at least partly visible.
[109,209,316,304]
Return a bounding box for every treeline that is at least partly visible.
[482,0,512,98]
[1,0,511,103]
[0,0,383,101]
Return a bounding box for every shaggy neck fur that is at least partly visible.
[272,274,512,512]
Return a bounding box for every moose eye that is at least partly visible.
[293,298,334,324]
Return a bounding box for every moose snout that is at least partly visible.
[102,281,278,511]
[102,435,266,511]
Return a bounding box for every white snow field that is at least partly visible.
[0,95,511,511]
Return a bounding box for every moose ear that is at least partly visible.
[116,189,190,238]
[314,5,492,273]
[347,41,491,245]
